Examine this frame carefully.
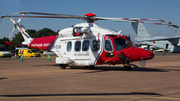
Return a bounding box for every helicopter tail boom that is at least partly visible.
[28,35,57,51]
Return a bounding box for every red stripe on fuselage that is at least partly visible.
[29,35,57,51]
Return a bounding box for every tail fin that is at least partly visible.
[131,22,150,37]
[20,26,33,45]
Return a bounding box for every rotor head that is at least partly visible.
[84,13,97,23]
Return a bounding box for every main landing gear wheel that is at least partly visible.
[84,65,94,68]
[60,64,67,69]
[123,62,132,71]
[123,66,132,71]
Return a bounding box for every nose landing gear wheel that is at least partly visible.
[123,62,132,71]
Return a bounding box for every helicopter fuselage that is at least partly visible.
[28,23,154,67]
[4,12,178,70]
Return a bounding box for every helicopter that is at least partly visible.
[1,12,177,70]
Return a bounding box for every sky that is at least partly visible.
[0,0,180,41]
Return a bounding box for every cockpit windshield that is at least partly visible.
[113,38,132,51]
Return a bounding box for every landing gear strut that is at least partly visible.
[123,62,131,71]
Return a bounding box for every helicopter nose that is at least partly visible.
[139,48,154,60]
[121,47,154,61]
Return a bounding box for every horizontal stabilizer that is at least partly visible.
[5,41,27,46]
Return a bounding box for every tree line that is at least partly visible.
[0,28,57,50]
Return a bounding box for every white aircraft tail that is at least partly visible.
[9,14,32,45]
[131,22,150,37]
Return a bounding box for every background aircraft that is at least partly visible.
[130,22,180,52]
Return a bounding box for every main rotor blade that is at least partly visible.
[95,17,172,24]
[13,12,84,19]
[2,12,178,28]
[115,19,178,28]
[95,17,178,28]
[1,15,85,20]
[2,15,82,19]
[4,12,172,24]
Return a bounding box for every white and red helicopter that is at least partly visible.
[1,12,177,70]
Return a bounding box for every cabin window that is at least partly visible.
[67,41,72,52]
[92,40,100,51]
[104,39,113,52]
[82,40,89,51]
[75,41,81,51]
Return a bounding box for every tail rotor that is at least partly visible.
[17,13,23,23]
[8,14,24,39]
[8,27,15,39]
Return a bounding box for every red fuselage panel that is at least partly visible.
[29,35,57,51]
[95,35,154,65]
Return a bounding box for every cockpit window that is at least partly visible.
[126,37,132,44]
[126,37,136,47]
[113,38,131,51]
